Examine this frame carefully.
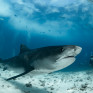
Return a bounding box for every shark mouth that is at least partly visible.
[63,56,75,58]
[56,55,75,62]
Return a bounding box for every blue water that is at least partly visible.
[0,0,93,69]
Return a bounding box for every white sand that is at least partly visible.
[0,66,93,93]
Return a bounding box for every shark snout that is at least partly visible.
[74,46,82,55]
[67,46,82,56]
[59,45,82,59]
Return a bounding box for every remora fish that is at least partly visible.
[90,56,93,66]
[0,44,82,80]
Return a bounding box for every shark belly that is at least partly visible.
[29,57,75,75]
[53,57,75,71]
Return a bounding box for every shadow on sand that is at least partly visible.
[7,80,48,93]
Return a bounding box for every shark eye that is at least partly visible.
[62,48,65,52]
[59,48,63,52]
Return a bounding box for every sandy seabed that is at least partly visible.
[0,66,93,93]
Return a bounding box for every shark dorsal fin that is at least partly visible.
[20,44,30,54]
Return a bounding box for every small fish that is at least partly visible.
[88,0,93,3]
[0,18,4,21]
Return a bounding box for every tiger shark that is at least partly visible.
[0,44,82,80]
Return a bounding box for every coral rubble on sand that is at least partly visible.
[0,67,93,93]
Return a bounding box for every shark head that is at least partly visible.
[53,45,82,70]
[56,45,82,61]
[32,45,82,73]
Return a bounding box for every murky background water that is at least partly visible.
[0,0,93,68]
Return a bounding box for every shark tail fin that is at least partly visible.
[0,58,3,63]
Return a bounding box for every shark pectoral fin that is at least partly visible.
[6,71,29,81]
[6,66,34,81]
